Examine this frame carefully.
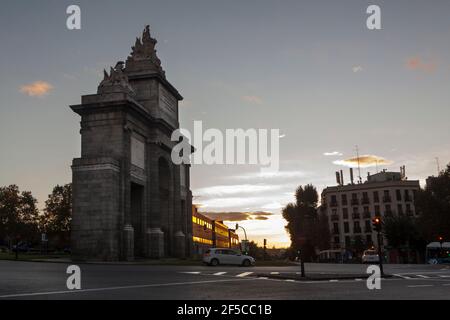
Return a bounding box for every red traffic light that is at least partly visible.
[438,236,444,242]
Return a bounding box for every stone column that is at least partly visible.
[146,143,164,258]
[123,224,134,261]
[121,125,133,260]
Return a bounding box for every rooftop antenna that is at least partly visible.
[355,145,362,183]
[435,157,441,175]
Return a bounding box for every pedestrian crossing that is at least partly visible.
[179,270,450,283]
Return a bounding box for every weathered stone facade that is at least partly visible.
[70,26,193,261]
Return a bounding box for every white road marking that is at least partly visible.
[285,279,296,282]
[213,272,227,276]
[416,275,430,279]
[0,278,258,299]
[258,277,268,280]
[407,285,434,288]
[329,280,339,282]
[355,279,363,281]
[236,272,253,278]
[179,271,201,275]
[438,275,450,278]
[393,274,411,279]
[442,283,450,286]
[270,272,280,275]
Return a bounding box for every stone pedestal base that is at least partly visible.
[174,231,186,259]
[147,228,164,258]
[123,224,134,261]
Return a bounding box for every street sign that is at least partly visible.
[41,233,48,242]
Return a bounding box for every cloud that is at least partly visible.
[333,155,393,168]
[200,211,274,222]
[20,81,53,97]
[405,57,436,73]
[242,95,263,105]
[324,151,343,156]
[352,66,363,73]
[195,184,282,197]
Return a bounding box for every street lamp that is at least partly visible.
[235,224,248,254]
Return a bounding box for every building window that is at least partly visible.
[343,207,349,219]
[373,191,379,202]
[353,221,361,233]
[344,222,349,233]
[397,204,403,215]
[366,235,373,245]
[341,194,348,205]
[405,190,411,201]
[375,205,380,216]
[362,192,370,204]
[383,190,391,202]
[334,236,340,244]
[331,195,338,206]
[333,223,339,234]
[364,220,371,233]
[396,189,402,201]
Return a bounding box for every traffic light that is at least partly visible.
[372,217,382,232]
[438,236,444,244]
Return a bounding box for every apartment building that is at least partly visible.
[191,205,240,256]
[321,169,420,252]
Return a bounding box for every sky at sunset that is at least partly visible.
[1,0,450,247]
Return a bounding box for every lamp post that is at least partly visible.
[235,224,248,254]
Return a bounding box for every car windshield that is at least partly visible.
[364,250,377,255]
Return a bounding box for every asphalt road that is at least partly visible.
[0,260,449,300]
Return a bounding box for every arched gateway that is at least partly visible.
[70,26,193,261]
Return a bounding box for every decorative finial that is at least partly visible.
[126,25,165,77]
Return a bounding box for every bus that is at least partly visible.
[426,242,450,264]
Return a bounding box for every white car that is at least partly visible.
[203,248,255,267]
[362,250,380,263]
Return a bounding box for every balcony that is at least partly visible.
[406,209,414,216]
[343,213,349,220]
[405,196,412,202]
[352,213,361,220]
[361,198,370,205]
[353,227,362,234]
[365,227,372,233]
[333,229,340,235]
[363,212,371,219]
[383,196,392,203]
[351,198,359,206]
[342,200,348,206]
[373,197,380,203]
[331,214,339,221]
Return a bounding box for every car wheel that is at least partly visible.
[242,259,251,267]
[210,258,219,266]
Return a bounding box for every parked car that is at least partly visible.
[362,250,380,263]
[203,248,255,267]
[12,242,32,253]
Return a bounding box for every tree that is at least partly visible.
[415,163,450,241]
[0,185,40,246]
[282,184,330,261]
[40,184,72,248]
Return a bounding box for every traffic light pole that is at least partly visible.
[376,231,384,277]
